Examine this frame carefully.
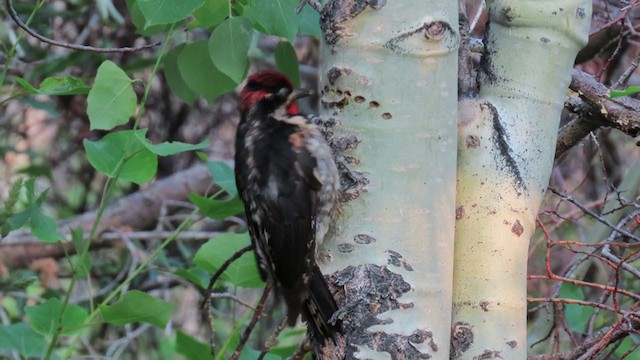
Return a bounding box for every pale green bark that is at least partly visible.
[452,1,590,359]
[317,1,590,358]
[318,1,458,358]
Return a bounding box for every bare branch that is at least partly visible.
[290,334,313,360]
[5,0,159,53]
[229,285,272,360]
[1,164,213,253]
[258,317,288,360]
[200,245,253,309]
[296,0,322,14]
[557,70,640,158]
[209,293,259,311]
[548,188,640,243]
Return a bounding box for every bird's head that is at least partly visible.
[239,70,311,116]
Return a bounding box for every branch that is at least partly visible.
[557,69,640,158]
[290,335,313,360]
[200,245,253,309]
[548,188,640,243]
[528,318,640,360]
[209,293,259,311]
[0,164,213,267]
[5,0,159,53]
[296,0,322,14]
[229,285,272,360]
[457,0,477,97]
[258,317,288,360]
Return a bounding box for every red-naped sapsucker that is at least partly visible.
[235,70,341,343]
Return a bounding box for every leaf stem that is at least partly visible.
[132,24,175,130]
[0,0,44,88]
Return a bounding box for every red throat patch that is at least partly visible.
[286,103,300,115]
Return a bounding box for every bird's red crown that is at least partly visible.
[240,70,300,115]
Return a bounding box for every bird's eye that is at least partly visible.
[276,87,291,100]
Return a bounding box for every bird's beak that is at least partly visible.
[288,88,314,102]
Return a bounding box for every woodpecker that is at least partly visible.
[235,70,341,343]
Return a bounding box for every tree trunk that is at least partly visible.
[453,1,590,358]
[316,0,590,359]
[317,1,459,358]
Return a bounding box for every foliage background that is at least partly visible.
[0,0,638,359]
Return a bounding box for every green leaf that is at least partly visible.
[30,204,64,242]
[87,60,137,131]
[193,232,264,288]
[134,131,210,156]
[220,332,282,360]
[209,17,252,83]
[164,44,199,105]
[240,349,282,360]
[267,328,307,357]
[610,86,640,98]
[298,4,322,38]
[15,76,91,95]
[249,0,300,43]
[137,0,205,27]
[189,194,244,220]
[0,178,23,237]
[0,323,47,358]
[193,0,229,28]
[16,164,53,179]
[126,0,173,35]
[176,330,213,360]
[39,76,91,95]
[177,40,237,103]
[8,179,63,243]
[26,298,88,336]
[14,77,38,93]
[275,40,300,87]
[206,161,237,196]
[84,130,158,184]
[560,283,595,333]
[613,337,637,357]
[99,290,177,327]
[174,267,209,289]
[71,227,92,279]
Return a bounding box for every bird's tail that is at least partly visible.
[302,265,341,344]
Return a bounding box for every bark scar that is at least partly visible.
[320,0,387,45]
[483,102,526,191]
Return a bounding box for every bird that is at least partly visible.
[234,70,341,344]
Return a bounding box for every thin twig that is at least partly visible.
[229,285,272,360]
[1,230,222,245]
[258,317,289,360]
[289,334,313,360]
[200,245,253,309]
[209,293,259,311]
[296,0,322,14]
[548,188,640,242]
[528,298,639,319]
[105,324,151,358]
[4,0,159,53]
[602,210,640,279]
[612,52,640,89]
